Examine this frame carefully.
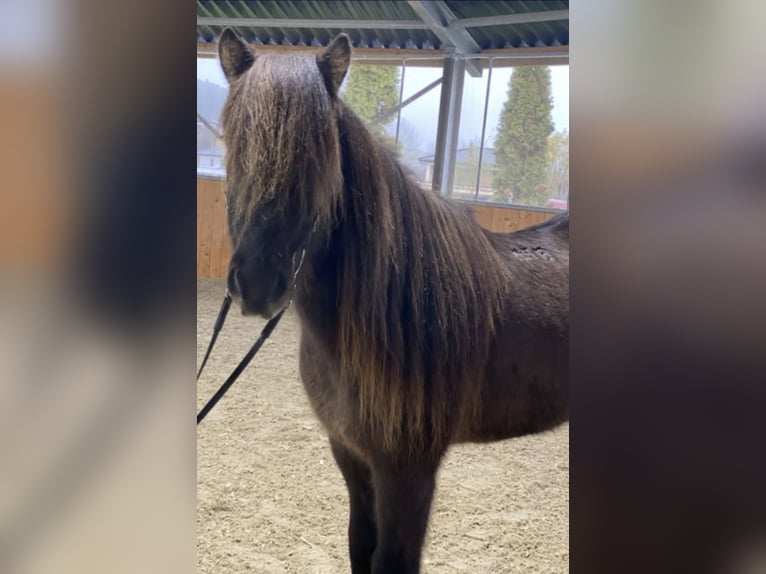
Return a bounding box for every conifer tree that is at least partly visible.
[341,64,400,145]
[493,67,554,205]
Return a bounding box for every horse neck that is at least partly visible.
[293,105,404,341]
[293,102,503,359]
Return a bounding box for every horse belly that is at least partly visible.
[469,320,569,442]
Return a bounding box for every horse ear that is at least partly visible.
[316,34,351,96]
[218,28,254,83]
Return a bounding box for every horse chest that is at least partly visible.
[298,335,365,455]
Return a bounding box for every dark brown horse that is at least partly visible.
[217,29,568,574]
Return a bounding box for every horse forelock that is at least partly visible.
[221,54,342,231]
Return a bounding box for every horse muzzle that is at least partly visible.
[227,261,289,319]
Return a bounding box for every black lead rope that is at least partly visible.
[197,306,286,425]
[197,293,232,380]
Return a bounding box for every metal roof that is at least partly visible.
[196,1,568,52]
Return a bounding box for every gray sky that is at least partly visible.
[198,58,569,152]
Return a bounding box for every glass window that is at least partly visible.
[339,61,443,192]
[456,63,569,210]
[394,64,442,191]
[196,52,569,211]
[197,57,228,179]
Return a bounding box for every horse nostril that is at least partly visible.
[228,263,244,297]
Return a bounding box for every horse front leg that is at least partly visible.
[371,461,439,574]
[330,439,377,574]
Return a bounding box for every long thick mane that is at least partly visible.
[334,103,511,452]
[223,54,513,453]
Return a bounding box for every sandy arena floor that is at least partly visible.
[197,279,569,573]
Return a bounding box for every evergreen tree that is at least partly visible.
[547,130,569,200]
[493,67,554,205]
[341,64,400,145]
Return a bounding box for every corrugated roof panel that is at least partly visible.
[198,0,422,22]
[197,0,568,51]
[469,20,569,50]
[199,23,444,50]
[444,0,568,19]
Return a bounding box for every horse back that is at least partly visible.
[464,213,569,442]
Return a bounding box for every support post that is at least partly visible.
[474,58,494,200]
[431,54,465,197]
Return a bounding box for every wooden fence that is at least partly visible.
[197,177,558,278]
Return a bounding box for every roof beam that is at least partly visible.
[197,16,428,30]
[197,42,568,66]
[197,42,451,66]
[372,76,444,124]
[452,9,569,29]
[406,1,482,76]
[197,113,221,139]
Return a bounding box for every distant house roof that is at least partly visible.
[419,147,497,165]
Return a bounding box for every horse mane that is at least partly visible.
[334,102,511,453]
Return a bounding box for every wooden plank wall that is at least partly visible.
[197,178,232,278]
[197,177,558,278]
[469,203,555,234]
